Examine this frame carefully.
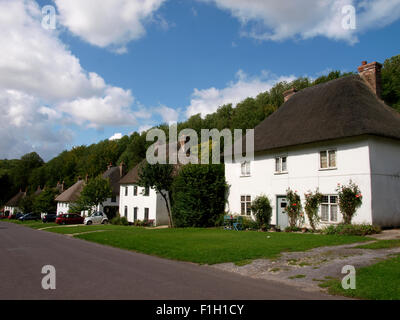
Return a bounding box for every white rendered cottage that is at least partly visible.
[4,190,26,215]
[225,61,400,229]
[118,162,170,226]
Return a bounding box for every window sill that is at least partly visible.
[240,175,251,178]
[274,171,288,175]
[319,167,337,171]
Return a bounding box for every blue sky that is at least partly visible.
[1,0,400,160]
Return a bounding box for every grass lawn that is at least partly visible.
[356,239,400,249]
[41,225,369,265]
[320,254,400,300]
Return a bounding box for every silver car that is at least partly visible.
[84,212,108,225]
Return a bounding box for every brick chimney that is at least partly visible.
[283,88,297,102]
[119,161,125,177]
[358,61,382,98]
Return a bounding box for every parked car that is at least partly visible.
[19,213,40,221]
[15,213,25,220]
[42,213,57,223]
[84,212,108,225]
[55,213,84,225]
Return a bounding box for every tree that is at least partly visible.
[382,54,400,111]
[336,181,363,224]
[19,194,34,213]
[74,176,112,214]
[138,162,175,227]
[33,188,58,214]
[251,195,272,231]
[304,189,324,231]
[171,164,226,228]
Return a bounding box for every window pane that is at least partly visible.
[246,196,251,202]
[275,158,281,172]
[330,196,337,204]
[241,202,245,215]
[328,150,336,167]
[282,157,287,172]
[321,204,329,221]
[241,196,245,202]
[241,163,245,175]
[320,151,327,168]
[322,195,329,203]
[330,205,338,222]
[246,202,251,215]
[246,162,250,175]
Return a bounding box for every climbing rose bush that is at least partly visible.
[285,189,304,228]
[304,189,324,231]
[336,180,363,224]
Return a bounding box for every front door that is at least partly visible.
[276,196,288,230]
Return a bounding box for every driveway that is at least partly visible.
[0,222,337,300]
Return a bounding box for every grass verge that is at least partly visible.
[320,254,400,300]
[50,225,370,265]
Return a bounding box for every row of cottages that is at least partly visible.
[55,163,124,217]
[3,186,43,215]
[226,61,400,229]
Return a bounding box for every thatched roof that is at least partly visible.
[248,75,400,153]
[6,191,26,207]
[55,180,85,203]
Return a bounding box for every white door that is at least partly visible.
[277,196,288,229]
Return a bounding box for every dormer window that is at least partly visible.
[275,156,287,174]
[320,150,337,169]
[241,161,251,177]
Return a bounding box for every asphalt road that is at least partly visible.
[0,222,337,300]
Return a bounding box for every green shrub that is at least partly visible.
[251,195,272,231]
[171,164,227,228]
[322,224,381,236]
[110,215,129,226]
[242,217,260,230]
[285,226,302,232]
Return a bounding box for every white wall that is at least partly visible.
[119,184,169,226]
[369,137,400,227]
[226,137,373,227]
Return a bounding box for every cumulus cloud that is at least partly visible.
[109,133,123,141]
[156,105,180,124]
[0,0,139,159]
[54,0,167,52]
[186,70,295,118]
[201,0,400,43]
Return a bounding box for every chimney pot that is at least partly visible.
[283,88,297,102]
[358,60,382,98]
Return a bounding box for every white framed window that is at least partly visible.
[133,186,138,196]
[320,195,339,223]
[125,186,128,196]
[240,195,252,216]
[320,150,337,169]
[275,156,288,173]
[241,161,251,177]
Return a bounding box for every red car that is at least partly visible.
[55,213,84,225]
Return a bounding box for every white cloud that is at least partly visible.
[109,133,123,141]
[0,0,140,159]
[201,0,400,43]
[138,125,153,133]
[186,70,295,118]
[156,105,179,124]
[54,0,167,51]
